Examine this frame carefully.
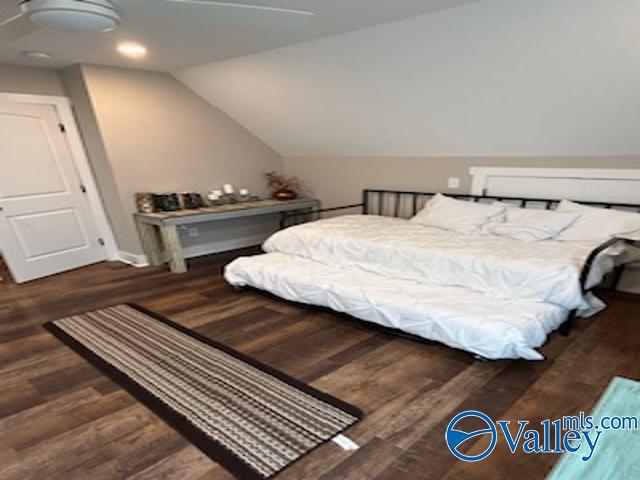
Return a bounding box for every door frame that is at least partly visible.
[0,92,118,262]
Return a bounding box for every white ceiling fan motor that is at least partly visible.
[20,0,121,32]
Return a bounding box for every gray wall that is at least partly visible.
[1,63,284,261]
[63,64,283,257]
[0,64,66,96]
[284,156,640,209]
[61,66,132,254]
[178,0,640,157]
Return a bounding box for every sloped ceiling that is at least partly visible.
[0,0,481,71]
[176,0,640,157]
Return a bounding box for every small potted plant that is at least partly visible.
[264,171,304,200]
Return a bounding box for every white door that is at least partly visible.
[0,100,105,283]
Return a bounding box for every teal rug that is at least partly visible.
[547,377,640,480]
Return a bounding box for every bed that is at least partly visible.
[225,190,640,360]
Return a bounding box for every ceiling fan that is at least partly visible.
[0,0,315,43]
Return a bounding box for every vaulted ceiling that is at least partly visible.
[177,0,640,156]
[0,0,482,71]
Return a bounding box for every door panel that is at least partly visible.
[485,176,586,200]
[0,101,105,283]
[484,174,640,204]
[582,179,640,204]
[0,113,68,197]
[10,209,88,259]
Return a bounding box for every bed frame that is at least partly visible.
[281,189,640,337]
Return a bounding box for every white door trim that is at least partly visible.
[469,167,640,196]
[0,92,118,261]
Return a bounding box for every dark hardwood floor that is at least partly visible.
[1,250,639,480]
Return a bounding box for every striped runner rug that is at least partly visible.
[44,304,362,480]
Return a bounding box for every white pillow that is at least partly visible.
[481,201,515,232]
[488,207,581,242]
[555,200,640,245]
[410,193,506,234]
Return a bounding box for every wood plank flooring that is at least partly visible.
[1,249,639,480]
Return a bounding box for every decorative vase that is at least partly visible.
[273,189,298,200]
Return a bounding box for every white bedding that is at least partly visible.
[225,252,567,360]
[263,215,616,314]
[223,214,627,360]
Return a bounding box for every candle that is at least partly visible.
[223,184,234,194]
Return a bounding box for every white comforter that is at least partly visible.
[263,215,613,313]
[225,252,567,360]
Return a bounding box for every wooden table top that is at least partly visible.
[134,197,318,224]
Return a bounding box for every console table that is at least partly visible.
[134,198,319,273]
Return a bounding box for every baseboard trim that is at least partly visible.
[117,251,150,268]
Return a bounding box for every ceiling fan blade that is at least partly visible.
[163,0,315,17]
[0,14,37,44]
[0,12,24,28]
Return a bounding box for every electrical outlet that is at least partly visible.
[187,227,199,237]
[447,177,461,189]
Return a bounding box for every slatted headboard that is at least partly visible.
[361,189,640,218]
[282,188,640,227]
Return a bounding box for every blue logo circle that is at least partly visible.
[445,410,497,462]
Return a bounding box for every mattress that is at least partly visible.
[263,215,618,314]
[225,252,568,360]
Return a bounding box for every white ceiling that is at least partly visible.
[178,0,640,156]
[0,0,482,71]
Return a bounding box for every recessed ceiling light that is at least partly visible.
[23,51,53,59]
[117,42,148,59]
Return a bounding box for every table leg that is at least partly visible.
[160,224,187,273]
[136,221,163,266]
